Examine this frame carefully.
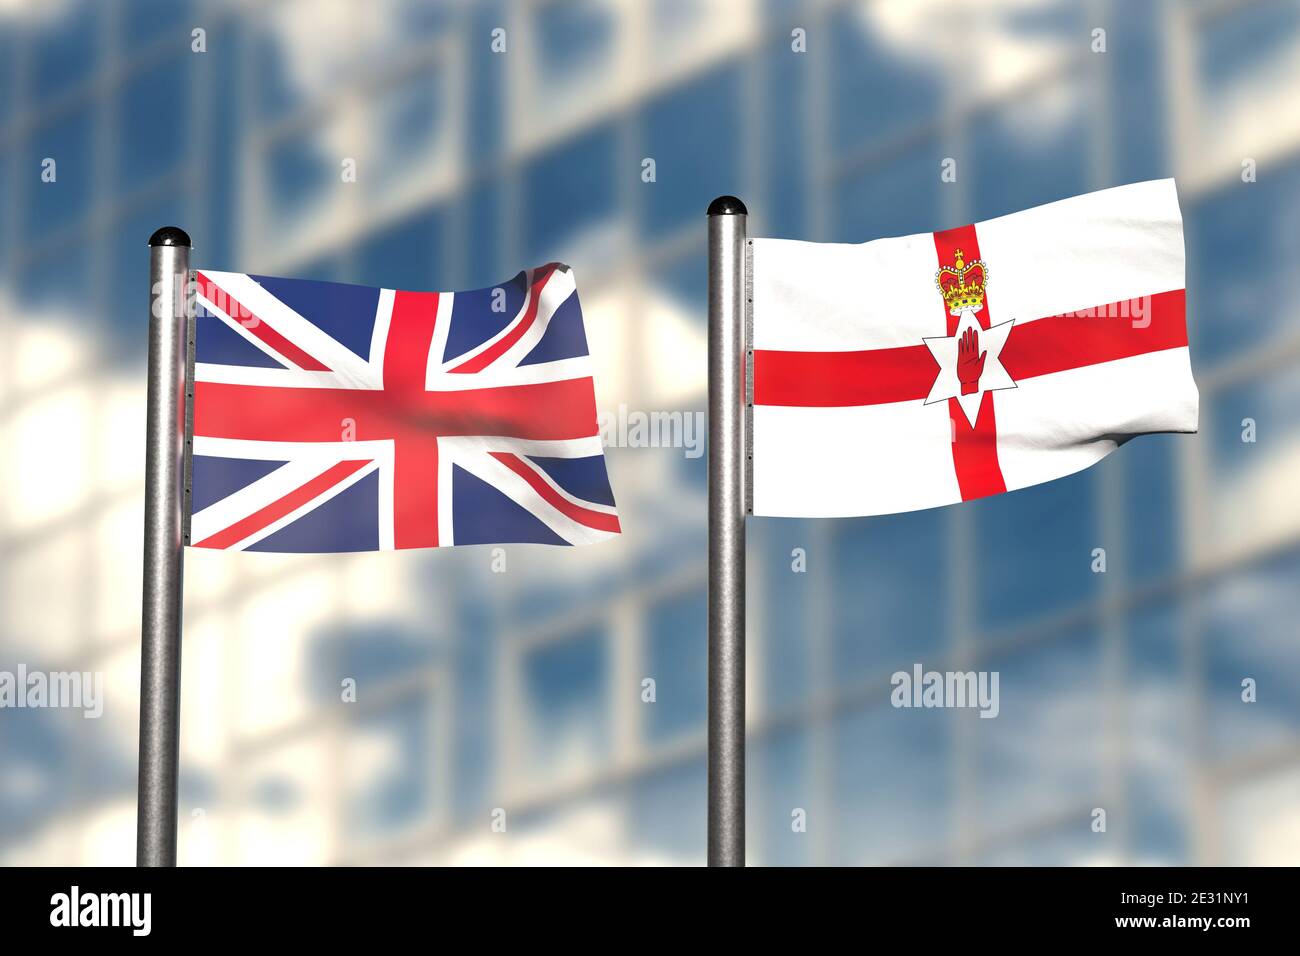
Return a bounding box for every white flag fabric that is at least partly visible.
[750,179,1197,518]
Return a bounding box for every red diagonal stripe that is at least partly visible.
[197,271,331,372]
[450,265,558,374]
[490,452,622,533]
[193,459,370,549]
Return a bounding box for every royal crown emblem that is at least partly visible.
[935,249,988,315]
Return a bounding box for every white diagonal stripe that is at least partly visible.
[201,271,380,388]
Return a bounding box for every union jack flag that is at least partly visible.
[187,265,620,552]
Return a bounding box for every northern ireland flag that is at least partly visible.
[751,179,1197,518]
[187,265,619,551]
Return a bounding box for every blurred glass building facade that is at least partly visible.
[1,0,1299,865]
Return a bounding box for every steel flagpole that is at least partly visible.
[137,226,192,866]
[706,196,748,866]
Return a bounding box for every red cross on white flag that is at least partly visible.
[750,179,1197,517]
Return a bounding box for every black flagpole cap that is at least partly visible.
[148,226,191,247]
[707,195,747,216]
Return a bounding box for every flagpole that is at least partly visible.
[138,226,191,867]
[706,196,748,866]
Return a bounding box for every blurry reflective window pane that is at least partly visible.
[1106,0,1168,183]
[626,758,705,864]
[648,0,752,79]
[643,588,706,743]
[1125,601,1192,864]
[30,0,102,98]
[259,110,351,245]
[254,0,374,122]
[523,122,620,267]
[828,5,944,158]
[466,3,506,163]
[1189,165,1300,365]
[117,55,190,187]
[122,0,196,55]
[363,61,459,210]
[638,65,743,241]
[15,244,91,314]
[830,705,950,864]
[1194,0,1300,91]
[753,519,814,714]
[757,30,810,241]
[1120,436,1181,584]
[1205,550,1300,761]
[529,0,620,123]
[649,242,707,333]
[506,552,623,627]
[462,180,503,287]
[344,691,442,841]
[1207,365,1300,555]
[21,110,93,242]
[968,73,1089,223]
[750,729,810,866]
[835,144,944,242]
[357,210,443,289]
[831,510,949,686]
[974,468,1100,634]
[0,31,15,133]
[251,14,308,124]
[520,626,610,781]
[972,629,1102,840]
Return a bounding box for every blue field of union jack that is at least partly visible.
[186,264,620,552]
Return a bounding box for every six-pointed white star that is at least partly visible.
[922,309,1017,428]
